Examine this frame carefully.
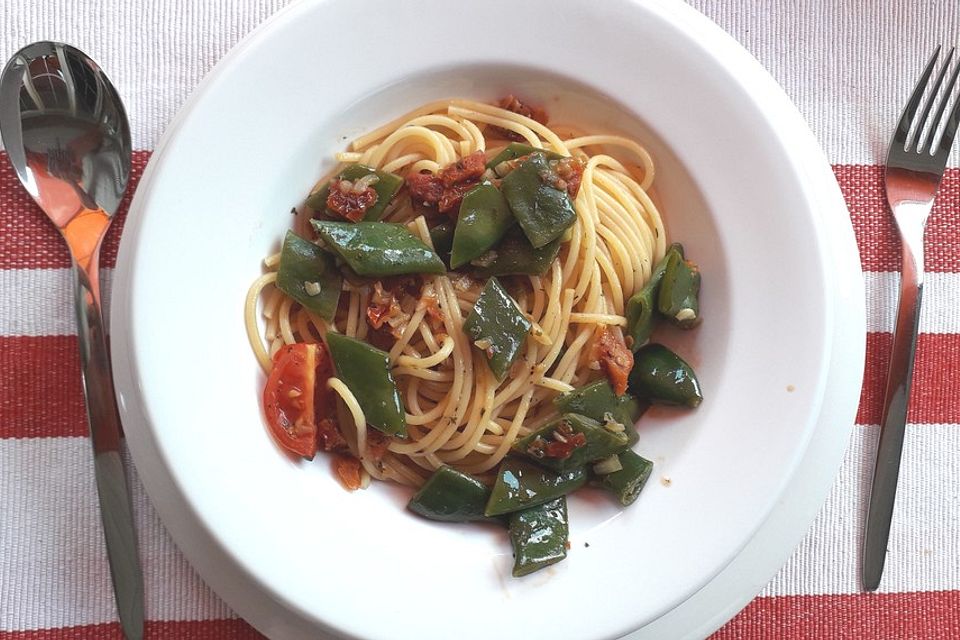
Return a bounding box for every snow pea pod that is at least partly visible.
[450,182,514,269]
[624,243,683,350]
[595,450,654,506]
[407,466,493,523]
[463,277,531,381]
[485,458,587,517]
[658,252,701,329]
[512,413,632,473]
[501,152,577,248]
[325,332,406,437]
[305,164,403,221]
[509,497,569,577]
[628,343,703,408]
[553,379,643,429]
[311,220,445,277]
[470,225,561,277]
[275,230,341,321]
[485,142,562,170]
[428,221,455,261]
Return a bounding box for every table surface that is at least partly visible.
[1,1,958,638]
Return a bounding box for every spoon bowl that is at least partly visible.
[0,42,131,225]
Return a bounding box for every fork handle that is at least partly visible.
[862,237,924,591]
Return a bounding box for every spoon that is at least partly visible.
[0,42,143,639]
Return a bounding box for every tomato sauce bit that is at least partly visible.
[333,455,363,491]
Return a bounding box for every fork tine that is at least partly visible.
[915,47,956,152]
[892,46,942,150]
[936,65,960,159]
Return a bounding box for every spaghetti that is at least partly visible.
[245,97,667,490]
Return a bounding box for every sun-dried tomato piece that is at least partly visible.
[366,281,400,330]
[553,156,585,198]
[326,178,378,222]
[437,181,477,213]
[543,432,588,459]
[365,281,413,339]
[407,152,487,213]
[406,171,443,206]
[439,151,486,187]
[421,285,445,333]
[591,326,634,396]
[491,94,548,140]
[499,94,548,124]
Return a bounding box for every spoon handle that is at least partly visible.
[73,260,145,640]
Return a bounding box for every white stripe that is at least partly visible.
[1,427,957,631]
[0,269,113,337]
[0,438,233,630]
[865,272,960,334]
[763,423,960,596]
[692,0,960,167]
[0,0,291,151]
[2,0,958,166]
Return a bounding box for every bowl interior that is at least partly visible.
[117,2,833,638]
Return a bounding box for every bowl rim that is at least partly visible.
[110,0,864,638]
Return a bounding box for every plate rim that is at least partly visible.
[110,0,865,638]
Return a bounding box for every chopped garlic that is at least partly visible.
[602,417,626,433]
[303,281,322,296]
[593,455,623,475]
[352,173,380,192]
[675,308,697,322]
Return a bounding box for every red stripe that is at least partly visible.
[834,165,960,273]
[0,157,958,272]
[0,336,87,438]
[857,332,960,426]
[3,331,959,440]
[2,593,957,640]
[0,152,147,270]
[0,619,264,640]
[712,590,960,639]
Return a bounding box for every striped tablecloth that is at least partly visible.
[2,1,958,638]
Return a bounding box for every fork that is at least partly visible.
[862,46,960,591]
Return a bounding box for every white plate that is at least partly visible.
[110,0,864,638]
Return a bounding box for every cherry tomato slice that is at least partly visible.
[263,343,326,459]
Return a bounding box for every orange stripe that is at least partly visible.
[0,619,264,640]
[712,590,960,639]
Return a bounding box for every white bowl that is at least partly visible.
[111,0,863,638]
